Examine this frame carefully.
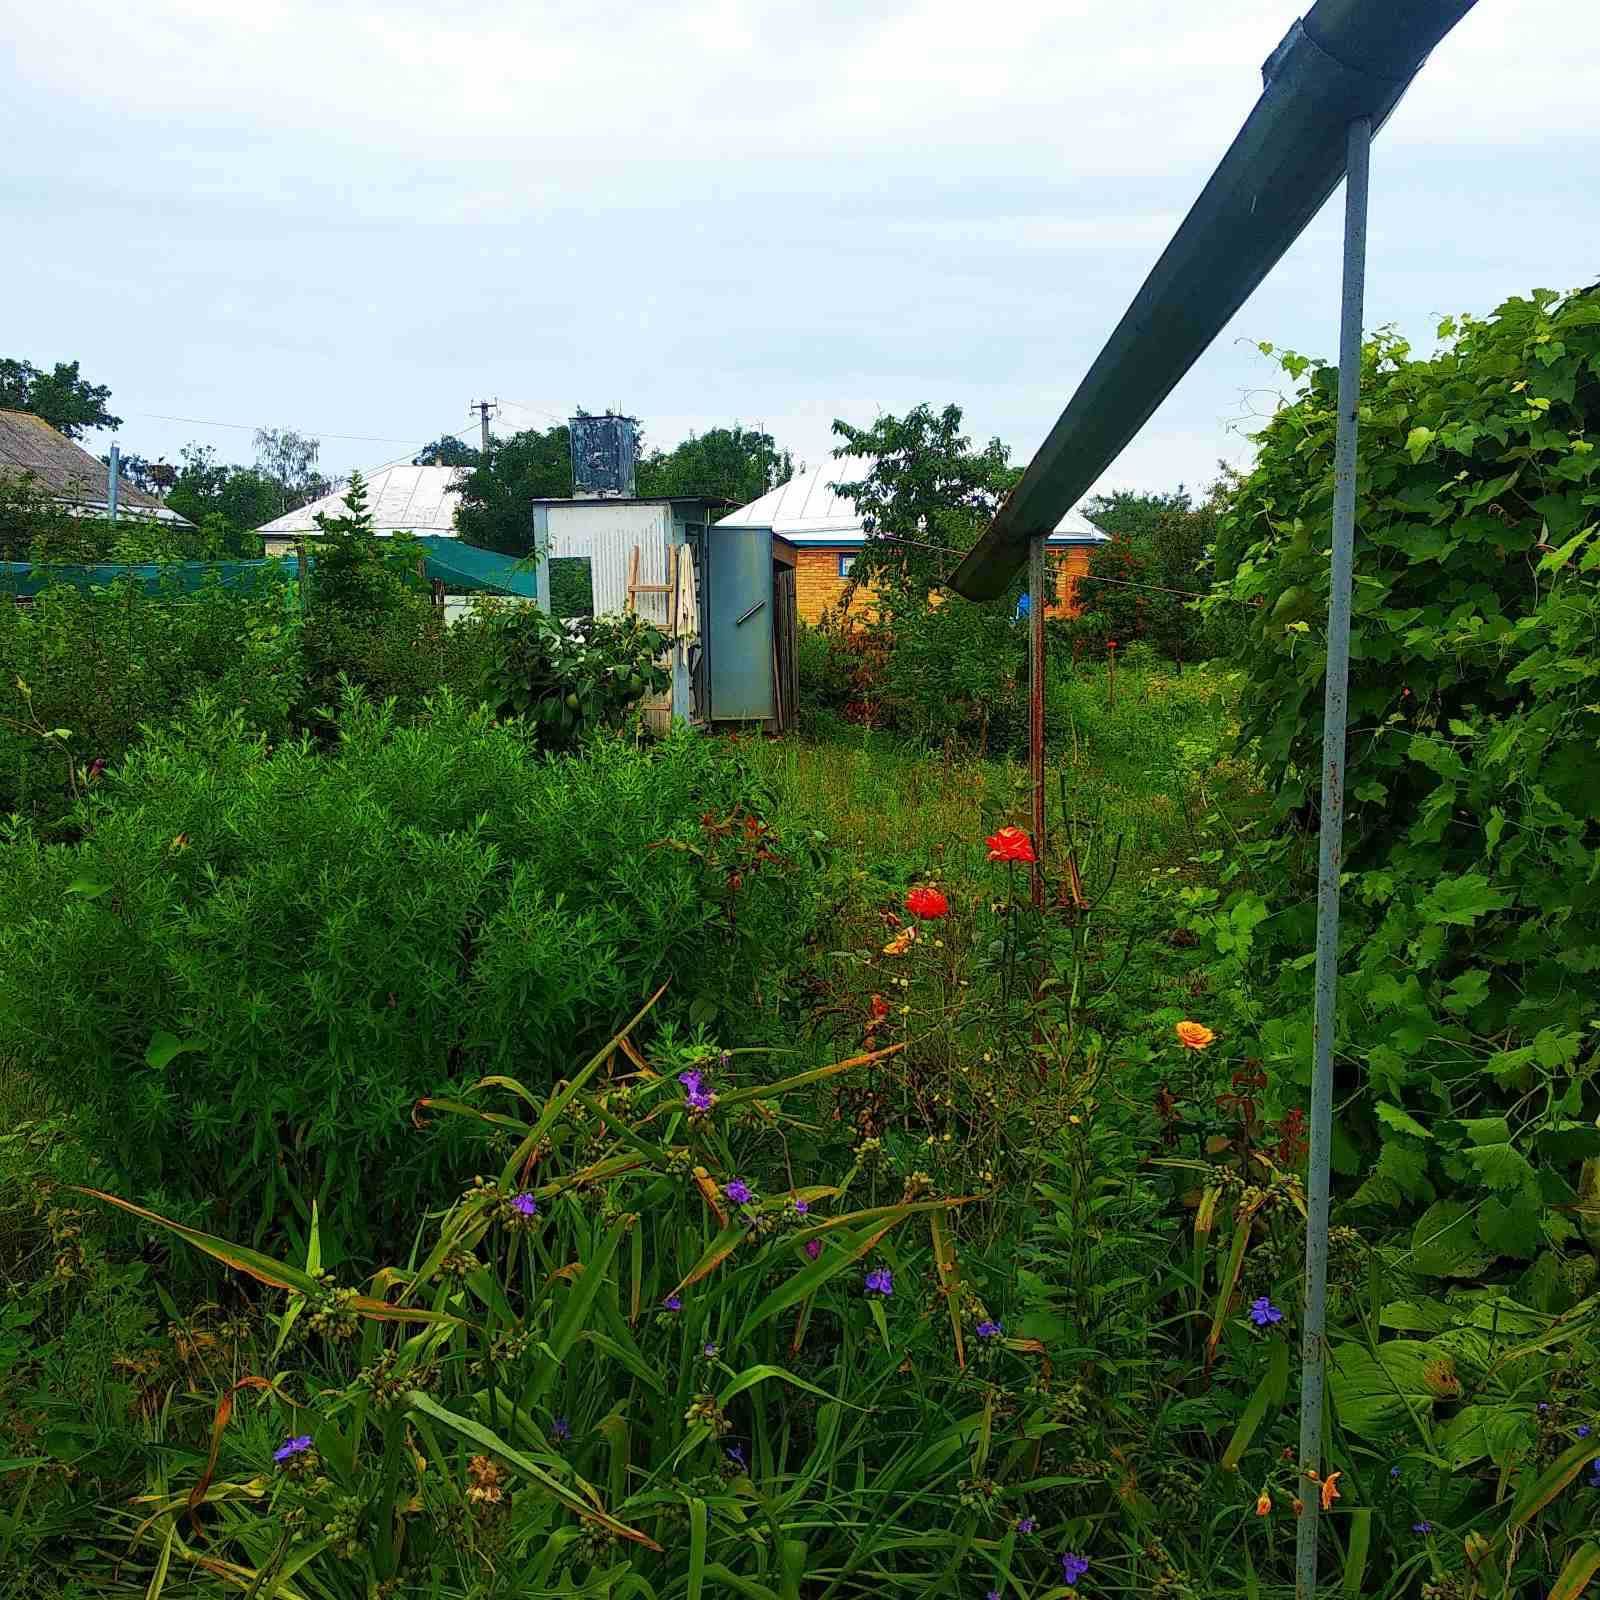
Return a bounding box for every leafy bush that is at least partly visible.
[1204,285,1600,1430]
[480,606,668,747]
[0,691,818,1250]
[0,574,300,826]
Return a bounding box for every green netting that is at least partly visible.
[0,537,538,600]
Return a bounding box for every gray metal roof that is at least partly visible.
[718,456,1107,545]
[257,463,465,535]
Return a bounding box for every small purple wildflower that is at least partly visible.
[1538,1401,1551,1414]
[864,1266,893,1298]
[663,1293,682,1312]
[703,1341,720,1360]
[677,1069,703,1094]
[1248,1296,1283,1327]
[804,1238,822,1260]
[1578,1425,1592,1439]
[725,1178,754,1206]
[726,1444,746,1468]
[792,1197,810,1215]
[1588,1457,1600,1489]
[511,1191,539,1218]
[552,1416,571,1443]
[1015,1516,1037,1535]
[1389,1465,1401,1479]
[273,1435,312,1464]
[1060,1552,1089,1587]
[1412,1521,1433,1534]
[975,1319,1003,1340]
[686,1087,715,1113]
[985,1591,1001,1600]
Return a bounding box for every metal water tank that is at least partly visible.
[570,413,640,497]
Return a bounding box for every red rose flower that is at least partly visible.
[904,885,949,920]
[985,826,1036,865]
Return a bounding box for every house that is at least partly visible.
[717,457,1108,624]
[0,409,191,525]
[255,463,465,556]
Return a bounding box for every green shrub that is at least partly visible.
[1206,287,1600,1360]
[0,691,819,1251]
[479,606,668,747]
[0,574,300,826]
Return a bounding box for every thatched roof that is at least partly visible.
[0,409,171,516]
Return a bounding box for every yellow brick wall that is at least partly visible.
[792,546,1093,626]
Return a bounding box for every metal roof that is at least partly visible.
[256,463,465,535]
[0,409,191,524]
[717,457,1107,545]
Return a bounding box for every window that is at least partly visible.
[838,554,856,578]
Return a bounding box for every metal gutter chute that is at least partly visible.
[949,0,1478,602]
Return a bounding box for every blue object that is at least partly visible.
[1015,592,1031,620]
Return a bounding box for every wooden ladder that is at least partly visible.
[626,545,676,623]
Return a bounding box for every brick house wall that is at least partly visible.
[791,545,1094,626]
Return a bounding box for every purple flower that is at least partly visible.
[725,1178,753,1206]
[986,1591,1001,1600]
[511,1191,539,1217]
[1578,1425,1592,1439]
[1248,1296,1283,1327]
[1060,1552,1089,1587]
[1538,1401,1551,1414]
[552,1416,571,1442]
[273,1434,312,1464]
[1389,1465,1401,1479]
[975,1319,1003,1340]
[804,1238,822,1260]
[726,1443,746,1468]
[1588,1457,1600,1489]
[1015,1516,1037,1535]
[864,1266,893,1298]
[678,1069,703,1093]
[792,1197,810,1215]
[663,1293,682,1312]
[686,1086,715,1113]
[703,1341,720,1359]
[1412,1521,1433,1534]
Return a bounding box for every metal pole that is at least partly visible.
[1027,534,1047,911]
[107,442,120,523]
[1295,113,1370,1600]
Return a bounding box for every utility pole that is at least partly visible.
[107,441,120,523]
[470,399,496,457]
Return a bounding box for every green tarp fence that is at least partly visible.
[0,535,538,600]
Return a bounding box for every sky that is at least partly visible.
[4,0,1597,503]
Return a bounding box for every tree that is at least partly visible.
[831,404,1013,604]
[636,426,794,505]
[164,444,281,552]
[0,358,121,438]
[829,405,1027,748]
[455,424,572,556]
[253,427,330,515]
[413,436,480,468]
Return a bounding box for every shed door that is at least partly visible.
[705,526,774,722]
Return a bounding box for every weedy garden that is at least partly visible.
[2,286,1600,1600]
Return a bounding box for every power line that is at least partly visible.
[136,412,439,447]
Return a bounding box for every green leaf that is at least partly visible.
[1405,426,1436,463]
[1326,1340,1436,1439]
[1221,1338,1289,1470]
[1476,1191,1543,1260]
[1420,873,1513,928]
[145,1030,204,1071]
[1440,1404,1533,1469]
[1464,1143,1536,1193]
[1375,1102,1433,1141]
[65,876,111,899]
[1411,1201,1491,1278]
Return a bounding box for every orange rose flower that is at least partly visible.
[985,826,1036,865]
[1175,1021,1215,1050]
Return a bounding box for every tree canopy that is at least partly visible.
[413,436,481,467]
[0,358,121,438]
[636,425,793,505]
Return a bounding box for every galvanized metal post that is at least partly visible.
[1027,534,1047,911]
[107,442,120,523]
[1295,113,1370,1600]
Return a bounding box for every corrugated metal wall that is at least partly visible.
[546,502,671,626]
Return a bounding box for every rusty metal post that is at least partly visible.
[1028,534,1047,909]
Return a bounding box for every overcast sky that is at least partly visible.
[5,1,1596,500]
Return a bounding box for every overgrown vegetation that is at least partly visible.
[4,288,1600,1599]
